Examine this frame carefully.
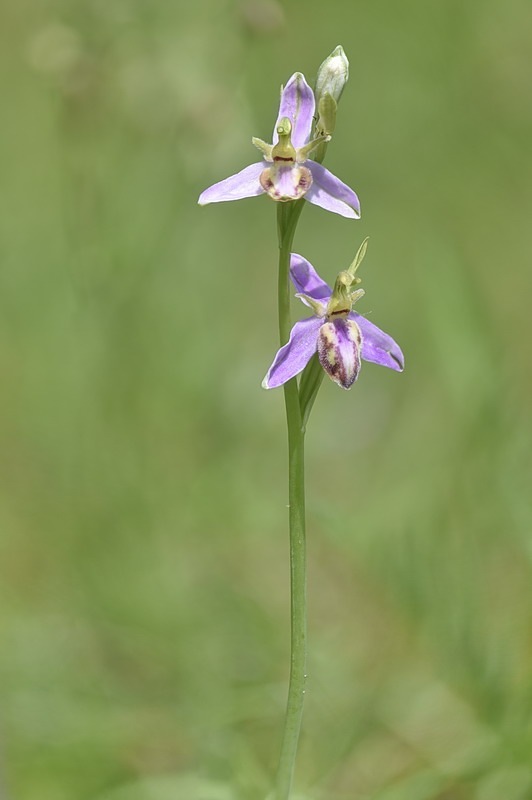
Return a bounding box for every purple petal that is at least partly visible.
[262,316,322,389]
[198,162,265,205]
[305,162,361,219]
[290,253,332,301]
[318,318,362,389]
[351,312,404,371]
[273,73,315,149]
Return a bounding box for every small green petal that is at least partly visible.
[295,293,327,317]
[252,137,273,161]
[347,237,369,278]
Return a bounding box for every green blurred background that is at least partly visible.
[1,0,532,798]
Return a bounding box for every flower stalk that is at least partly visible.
[275,199,307,800]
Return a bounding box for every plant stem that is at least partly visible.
[275,200,307,800]
[299,354,325,434]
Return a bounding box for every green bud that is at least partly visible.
[315,45,349,107]
[316,93,337,137]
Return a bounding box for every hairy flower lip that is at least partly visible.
[318,318,362,389]
[262,253,404,389]
[198,73,360,219]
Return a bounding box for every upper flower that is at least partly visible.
[198,73,360,219]
[263,249,404,390]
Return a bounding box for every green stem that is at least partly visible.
[275,200,307,800]
[299,354,325,434]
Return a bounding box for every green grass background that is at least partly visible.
[1,0,532,798]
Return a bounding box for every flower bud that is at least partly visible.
[315,93,337,137]
[315,45,349,107]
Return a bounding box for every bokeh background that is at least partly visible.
[1,0,532,798]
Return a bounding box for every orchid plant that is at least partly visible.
[198,46,403,800]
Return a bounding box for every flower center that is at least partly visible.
[326,271,354,319]
[271,117,297,164]
[325,271,365,319]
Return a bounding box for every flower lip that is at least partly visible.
[318,317,362,389]
[260,163,313,202]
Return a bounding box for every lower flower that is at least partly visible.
[262,252,404,390]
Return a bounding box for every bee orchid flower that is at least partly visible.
[198,73,360,219]
[263,250,404,390]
